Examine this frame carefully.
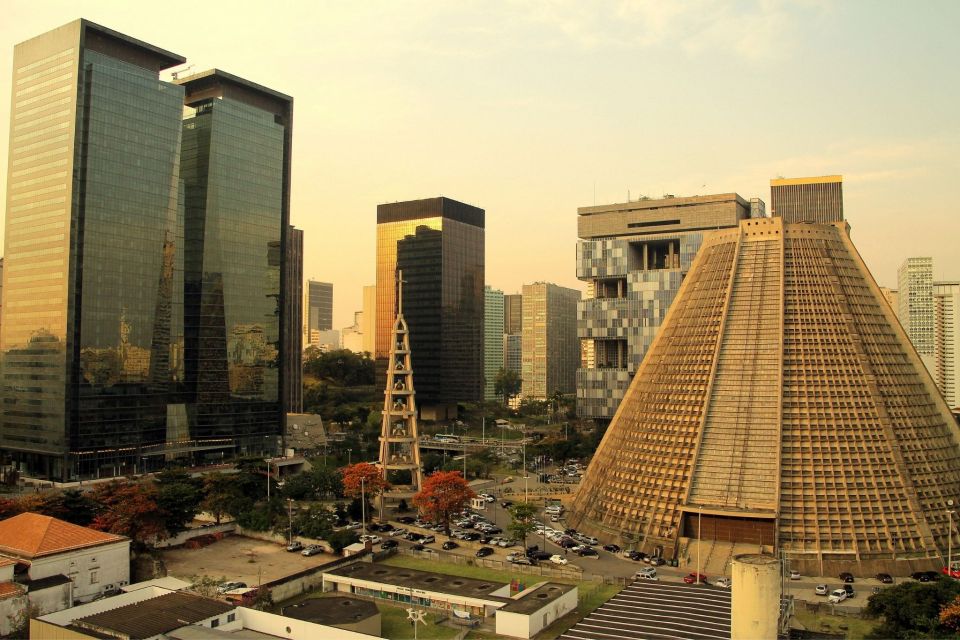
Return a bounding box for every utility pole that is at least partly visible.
[523,425,528,503]
[287,499,294,544]
[265,459,271,503]
[696,506,702,585]
[361,476,367,534]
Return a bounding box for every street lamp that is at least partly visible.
[287,499,294,545]
[347,448,352,466]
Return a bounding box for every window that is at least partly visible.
[90,571,98,584]
[227,613,235,623]
[211,618,219,628]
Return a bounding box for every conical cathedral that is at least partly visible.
[568,217,960,576]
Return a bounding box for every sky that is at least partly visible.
[1,0,958,330]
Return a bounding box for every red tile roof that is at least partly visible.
[0,557,15,568]
[0,582,24,600]
[0,513,127,559]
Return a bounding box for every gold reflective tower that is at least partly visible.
[568,217,960,576]
[377,272,423,502]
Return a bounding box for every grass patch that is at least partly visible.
[380,604,458,640]
[793,608,880,639]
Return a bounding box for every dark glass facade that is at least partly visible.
[1,22,291,480]
[179,81,289,451]
[375,198,484,411]
[306,280,333,335]
[284,226,303,413]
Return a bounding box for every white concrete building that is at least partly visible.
[0,512,130,611]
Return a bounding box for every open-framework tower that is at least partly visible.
[378,273,424,502]
[568,217,960,577]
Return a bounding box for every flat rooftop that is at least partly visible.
[501,582,575,614]
[326,562,509,602]
[282,596,379,626]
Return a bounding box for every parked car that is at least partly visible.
[842,585,855,599]
[421,535,435,544]
[411,544,426,551]
[839,572,855,583]
[627,551,644,562]
[603,544,621,553]
[577,547,599,558]
[396,516,416,524]
[715,577,732,588]
[217,581,247,594]
[550,555,568,565]
[380,540,398,550]
[683,573,708,584]
[912,571,940,582]
[635,567,657,580]
[286,541,303,552]
[649,557,666,566]
[510,556,534,565]
[389,528,407,537]
[476,547,495,558]
[379,523,394,532]
[876,573,894,584]
[359,534,382,545]
[442,541,459,550]
[828,589,848,604]
[301,545,323,557]
[815,584,829,596]
[531,551,552,561]
[501,500,514,508]
[790,570,801,580]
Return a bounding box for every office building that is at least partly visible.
[770,175,843,223]
[576,194,752,421]
[178,68,290,456]
[0,21,291,480]
[361,284,376,355]
[521,283,580,400]
[504,293,522,335]
[503,334,522,376]
[375,197,484,417]
[307,329,340,352]
[880,286,899,315]
[0,20,187,480]
[569,217,960,576]
[285,225,303,413]
[305,280,333,338]
[935,282,960,409]
[341,311,364,353]
[484,286,504,401]
[899,257,935,373]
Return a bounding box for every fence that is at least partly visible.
[263,550,370,603]
[397,546,582,581]
[152,523,236,548]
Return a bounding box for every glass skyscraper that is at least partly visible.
[375,197,484,417]
[0,22,291,480]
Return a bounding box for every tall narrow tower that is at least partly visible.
[378,272,424,502]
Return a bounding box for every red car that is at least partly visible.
[683,573,709,584]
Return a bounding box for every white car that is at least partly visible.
[714,577,732,588]
[359,534,382,545]
[389,528,407,537]
[828,589,848,604]
[815,584,829,596]
[550,555,568,566]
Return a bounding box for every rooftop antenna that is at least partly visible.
[170,64,194,81]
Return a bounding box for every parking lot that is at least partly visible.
[160,534,337,587]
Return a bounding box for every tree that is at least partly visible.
[507,502,539,548]
[341,463,389,504]
[328,529,360,553]
[941,594,960,631]
[189,575,227,598]
[42,489,98,526]
[155,469,203,535]
[89,481,167,545]
[866,579,960,638]
[200,474,237,524]
[413,470,475,536]
[494,368,522,406]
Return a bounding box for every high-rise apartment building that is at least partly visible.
[521,283,580,400]
[483,287,504,401]
[361,285,376,355]
[770,175,843,223]
[375,197,484,418]
[305,280,333,337]
[899,257,935,373]
[934,282,960,409]
[504,294,523,335]
[284,226,303,413]
[576,193,752,421]
[0,21,290,480]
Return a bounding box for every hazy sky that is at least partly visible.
[2,1,958,330]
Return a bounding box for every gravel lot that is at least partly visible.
[160,535,336,586]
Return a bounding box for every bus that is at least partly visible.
[434,434,461,444]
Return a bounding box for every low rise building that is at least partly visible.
[282,595,381,637]
[0,512,130,612]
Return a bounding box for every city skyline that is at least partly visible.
[1,2,959,330]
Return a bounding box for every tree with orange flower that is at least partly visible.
[413,470,475,537]
[341,462,389,522]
